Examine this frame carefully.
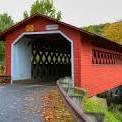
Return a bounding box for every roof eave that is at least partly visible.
[0,13,121,50]
[0,13,94,40]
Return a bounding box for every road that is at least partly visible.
[0,83,56,122]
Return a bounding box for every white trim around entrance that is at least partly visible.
[11,31,74,85]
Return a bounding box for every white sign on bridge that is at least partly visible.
[46,24,59,30]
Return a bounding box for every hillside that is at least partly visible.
[83,21,122,45]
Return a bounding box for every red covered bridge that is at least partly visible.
[0,14,122,96]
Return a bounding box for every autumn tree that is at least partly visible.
[102,21,122,44]
[83,23,110,35]
[23,0,62,20]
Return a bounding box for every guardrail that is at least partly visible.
[57,78,104,122]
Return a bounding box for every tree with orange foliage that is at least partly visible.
[102,21,122,44]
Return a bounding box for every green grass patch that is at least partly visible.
[110,105,122,121]
[82,97,122,122]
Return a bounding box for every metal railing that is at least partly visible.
[57,78,104,122]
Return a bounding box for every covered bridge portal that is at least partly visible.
[0,14,122,96]
[12,32,72,82]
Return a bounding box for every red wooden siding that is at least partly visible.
[5,17,82,87]
[80,36,122,96]
[1,14,121,96]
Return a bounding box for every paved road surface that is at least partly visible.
[0,84,55,122]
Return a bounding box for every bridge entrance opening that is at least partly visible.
[31,33,72,82]
[12,32,73,83]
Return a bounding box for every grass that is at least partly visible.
[41,87,122,122]
[109,104,122,121]
[82,97,122,122]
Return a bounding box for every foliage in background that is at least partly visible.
[83,23,109,35]
[0,41,4,64]
[23,11,29,19]
[0,13,14,31]
[0,65,4,75]
[83,21,122,45]
[102,21,122,44]
[23,0,62,20]
[0,13,14,64]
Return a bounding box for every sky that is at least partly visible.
[0,0,122,27]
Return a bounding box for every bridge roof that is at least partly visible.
[0,14,121,52]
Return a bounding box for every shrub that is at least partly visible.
[82,97,122,122]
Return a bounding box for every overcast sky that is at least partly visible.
[0,0,122,27]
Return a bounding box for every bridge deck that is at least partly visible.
[0,83,56,122]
